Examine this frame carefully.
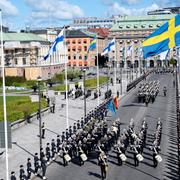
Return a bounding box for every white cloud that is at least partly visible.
[109,2,159,16]
[123,0,141,4]
[0,0,18,16]
[25,0,84,27]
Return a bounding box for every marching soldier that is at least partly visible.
[34,153,39,176]
[51,139,56,160]
[56,135,61,155]
[41,156,47,180]
[19,165,25,180]
[10,171,16,180]
[42,122,45,139]
[46,143,51,164]
[61,132,66,142]
[27,158,32,180]
[98,151,108,180]
[40,148,45,161]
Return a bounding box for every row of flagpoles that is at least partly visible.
[1,11,179,179]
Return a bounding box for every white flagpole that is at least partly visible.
[64,28,69,128]
[96,36,100,106]
[0,9,9,180]
[125,41,128,85]
[139,43,142,77]
[114,38,117,97]
[132,42,134,81]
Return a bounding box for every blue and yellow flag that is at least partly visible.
[88,36,96,52]
[143,14,180,59]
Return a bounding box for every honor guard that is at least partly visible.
[51,139,56,160]
[27,158,32,180]
[10,171,16,180]
[98,151,108,180]
[40,148,45,161]
[46,143,51,164]
[41,156,47,180]
[42,122,45,139]
[34,153,39,176]
[56,135,61,154]
[19,165,25,180]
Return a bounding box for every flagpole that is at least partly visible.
[0,9,9,180]
[125,41,128,86]
[64,28,69,128]
[114,38,117,97]
[132,42,134,81]
[96,36,100,106]
[139,43,142,77]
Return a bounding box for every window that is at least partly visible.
[22,58,26,65]
[68,48,70,52]
[14,58,18,65]
[78,39,81,44]
[84,56,87,60]
[84,46,87,51]
[74,56,76,60]
[79,56,82,60]
[72,40,76,44]
[15,49,18,53]
[83,40,87,44]
[68,56,71,60]
[23,48,26,54]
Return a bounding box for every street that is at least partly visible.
[35,72,179,180]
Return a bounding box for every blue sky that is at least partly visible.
[0,0,179,30]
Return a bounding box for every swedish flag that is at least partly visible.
[88,36,96,52]
[143,14,180,59]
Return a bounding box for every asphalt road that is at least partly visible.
[35,72,179,180]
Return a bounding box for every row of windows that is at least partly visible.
[66,39,88,45]
[68,46,88,52]
[68,55,87,60]
[119,24,161,29]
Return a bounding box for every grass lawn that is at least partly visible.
[52,76,108,91]
[0,96,47,122]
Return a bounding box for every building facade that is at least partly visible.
[109,14,177,68]
[0,32,66,80]
[70,16,121,29]
[65,29,106,67]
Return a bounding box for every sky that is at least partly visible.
[0,0,179,31]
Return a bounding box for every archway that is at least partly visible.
[127,60,131,68]
[157,60,162,67]
[134,60,139,68]
[150,60,154,67]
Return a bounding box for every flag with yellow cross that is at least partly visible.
[143,14,180,59]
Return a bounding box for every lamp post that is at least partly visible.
[120,66,123,95]
[106,65,109,92]
[37,76,42,154]
[83,69,86,118]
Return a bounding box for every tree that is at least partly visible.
[169,58,177,67]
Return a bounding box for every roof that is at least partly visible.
[65,29,102,38]
[111,14,176,31]
[88,28,110,38]
[2,32,47,42]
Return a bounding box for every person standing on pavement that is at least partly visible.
[41,156,47,180]
[42,122,45,139]
[34,153,39,176]
[98,151,108,180]
[46,143,51,165]
[19,165,25,180]
[51,139,56,160]
[27,158,32,180]
[10,171,16,180]
[51,96,56,113]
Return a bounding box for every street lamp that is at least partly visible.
[37,76,42,155]
[106,64,110,92]
[83,69,86,119]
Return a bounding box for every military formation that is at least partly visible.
[137,81,160,105]
[9,69,170,180]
